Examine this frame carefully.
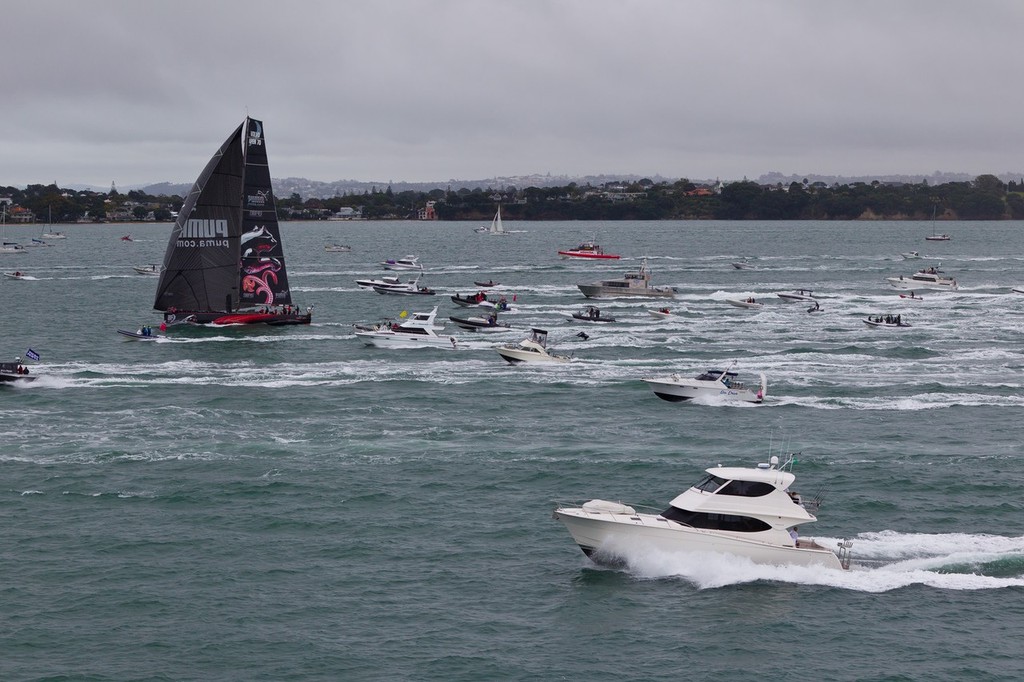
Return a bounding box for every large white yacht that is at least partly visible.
[643,367,766,403]
[554,455,852,570]
[355,275,405,290]
[354,307,458,349]
[381,255,423,271]
[886,266,958,290]
[577,258,674,299]
[372,277,435,296]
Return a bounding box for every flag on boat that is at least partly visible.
[25,348,40,361]
[399,310,408,318]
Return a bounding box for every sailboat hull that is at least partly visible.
[163,310,311,326]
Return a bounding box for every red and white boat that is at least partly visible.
[557,241,620,259]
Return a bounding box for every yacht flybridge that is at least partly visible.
[554,454,852,570]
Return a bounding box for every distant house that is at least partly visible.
[603,191,646,202]
[329,206,363,220]
[106,207,134,222]
[9,206,35,223]
[418,200,438,220]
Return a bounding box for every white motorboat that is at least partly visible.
[381,255,423,271]
[3,271,28,280]
[0,242,27,254]
[553,454,852,570]
[886,266,957,290]
[726,298,764,309]
[356,275,405,290]
[373,277,435,295]
[496,328,570,364]
[899,292,924,301]
[354,307,458,349]
[648,307,676,319]
[925,233,951,242]
[449,314,511,332]
[324,244,352,252]
[132,264,160,276]
[731,258,756,270]
[901,251,921,260]
[864,315,911,328]
[577,258,674,299]
[776,289,816,302]
[643,367,766,403]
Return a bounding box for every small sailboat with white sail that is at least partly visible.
[925,205,950,241]
[33,207,63,244]
[475,206,507,235]
[152,118,311,326]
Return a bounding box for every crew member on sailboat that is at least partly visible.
[152,118,312,326]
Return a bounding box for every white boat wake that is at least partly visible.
[600,530,1024,592]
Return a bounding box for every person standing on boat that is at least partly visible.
[789,527,799,546]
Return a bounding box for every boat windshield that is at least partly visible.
[693,474,726,493]
[716,480,775,497]
[660,506,772,533]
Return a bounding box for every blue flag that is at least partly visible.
[25,348,40,361]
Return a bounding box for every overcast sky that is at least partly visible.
[4,0,1023,188]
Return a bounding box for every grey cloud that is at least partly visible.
[3,0,1022,187]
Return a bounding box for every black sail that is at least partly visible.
[153,117,292,315]
[238,118,292,308]
[153,122,245,313]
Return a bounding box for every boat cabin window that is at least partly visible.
[660,506,772,533]
[716,480,775,497]
[692,474,727,493]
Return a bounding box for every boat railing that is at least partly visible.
[837,539,854,569]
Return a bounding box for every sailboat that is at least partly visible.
[925,205,950,241]
[26,210,55,248]
[475,206,507,235]
[153,117,312,326]
[1,205,27,254]
[40,206,67,240]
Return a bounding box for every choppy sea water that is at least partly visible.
[2,219,1024,681]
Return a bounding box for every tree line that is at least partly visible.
[4,173,1023,223]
